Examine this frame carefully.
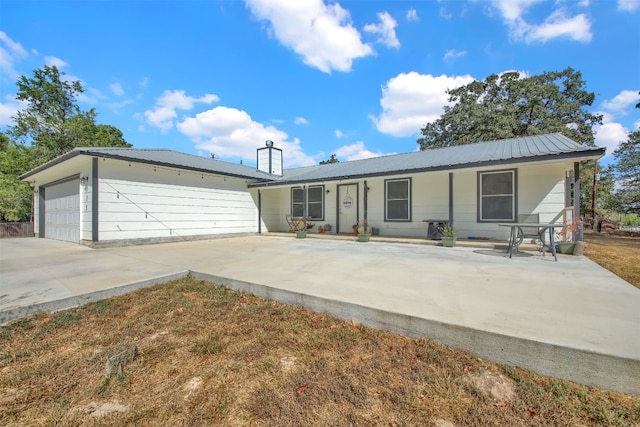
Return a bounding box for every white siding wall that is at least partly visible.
[452,163,570,240]
[259,187,283,231]
[365,173,450,237]
[266,160,573,239]
[97,160,259,241]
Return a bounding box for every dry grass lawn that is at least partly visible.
[583,230,640,289]
[2,272,639,426]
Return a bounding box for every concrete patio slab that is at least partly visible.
[1,235,638,395]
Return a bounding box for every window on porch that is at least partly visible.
[291,185,324,220]
[385,178,411,221]
[478,169,516,222]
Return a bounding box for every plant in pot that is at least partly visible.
[352,223,359,236]
[357,220,371,242]
[556,217,582,254]
[438,224,457,247]
[295,220,308,238]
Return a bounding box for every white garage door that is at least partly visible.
[45,179,80,243]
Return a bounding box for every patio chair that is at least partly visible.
[285,215,298,232]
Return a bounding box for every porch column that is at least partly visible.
[574,162,582,241]
[258,189,262,234]
[363,180,368,222]
[303,185,307,228]
[448,172,454,225]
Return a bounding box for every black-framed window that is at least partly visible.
[291,185,324,220]
[385,178,411,221]
[478,169,516,222]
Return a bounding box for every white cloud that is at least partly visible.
[139,77,149,88]
[525,10,592,43]
[76,87,106,105]
[0,94,27,126]
[602,89,639,113]
[177,106,316,167]
[44,56,69,68]
[439,6,453,19]
[488,1,592,44]
[364,11,400,49]
[335,141,392,161]
[370,72,475,137]
[110,82,124,96]
[144,90,219,131]
[443,49,467,62]
[594,118,629,158]
[334,129,344,138]
[406,8,420,22]
[294,116,308,125]
[618,0,640,11]
[245,0,373,73]
[0,31,28,80]
[106,99,135,113]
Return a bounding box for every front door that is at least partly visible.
[338,184,358,233]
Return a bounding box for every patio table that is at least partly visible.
[499,223,568,262]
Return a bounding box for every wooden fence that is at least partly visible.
[0,222,35,239]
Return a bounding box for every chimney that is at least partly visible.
[257,140,283,176]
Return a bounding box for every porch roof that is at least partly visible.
[249,133,605,188]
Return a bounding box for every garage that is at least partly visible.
[44,178,80,243]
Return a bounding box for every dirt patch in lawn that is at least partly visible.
[2,277,639,426]
[584,230,640,288]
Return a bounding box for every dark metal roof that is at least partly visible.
[20,147,274,180]
[249,133,605,187]
[21,133,605,185]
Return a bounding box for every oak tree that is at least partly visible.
[417,67,602,150]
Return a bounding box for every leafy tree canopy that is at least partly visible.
[8,65,130,163]
[1,65,131,221]
[610,131,640,213]
[417,67,602,150]
[319,154,340,165]
[0,132,37,221]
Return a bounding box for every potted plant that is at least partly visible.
[438,224,457,247]
[352,224,359,236]
[295,220,308,238]
[556,217,582,254]
[357,220,371,242]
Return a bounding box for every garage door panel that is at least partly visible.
[45,180,80,243]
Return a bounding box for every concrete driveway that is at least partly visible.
[1,236,639,395]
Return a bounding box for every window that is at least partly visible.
[291,185,324,220]
[385,178,411,221]
[478,169,516,222]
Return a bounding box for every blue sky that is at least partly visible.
[1,0,639,168]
